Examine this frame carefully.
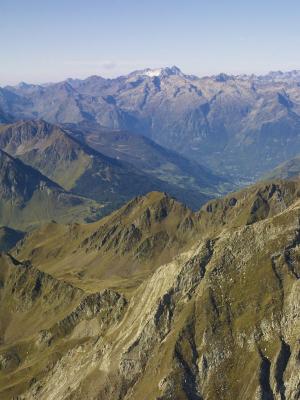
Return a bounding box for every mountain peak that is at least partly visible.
[6,119,54,139]
[16,82,32,89]
[214,73,235,82]
[133,65,184,79]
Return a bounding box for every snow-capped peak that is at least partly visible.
[131,66,184,79]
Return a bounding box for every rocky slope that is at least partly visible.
[197,178,300,231]
[0,149,103,230]
[2,67,300,180]
[0,179,299,399]
[0,253,127,398]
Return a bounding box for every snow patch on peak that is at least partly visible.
[144,68,163,77]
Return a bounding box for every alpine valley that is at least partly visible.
[0,67,300,400]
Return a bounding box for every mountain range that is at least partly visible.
[2,67,300,181]
[0,119,229,214]
[0,66,300,399]
[1,178,299,399]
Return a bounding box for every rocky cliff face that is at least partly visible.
[0,181,299,399]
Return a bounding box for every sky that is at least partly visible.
[1,0,300,85]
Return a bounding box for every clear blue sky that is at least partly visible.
[1,0,300,85]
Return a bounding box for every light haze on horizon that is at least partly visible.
[1,0,300,85]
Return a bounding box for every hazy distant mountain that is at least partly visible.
[0,109,13,124]
[256,69,300,82]
[2,67,300,181]
[0,120,217,209]
[0,149,103,230]
[263,154,300,180]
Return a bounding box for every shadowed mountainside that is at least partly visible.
[0,149,103,230]
[0,227,25,252]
